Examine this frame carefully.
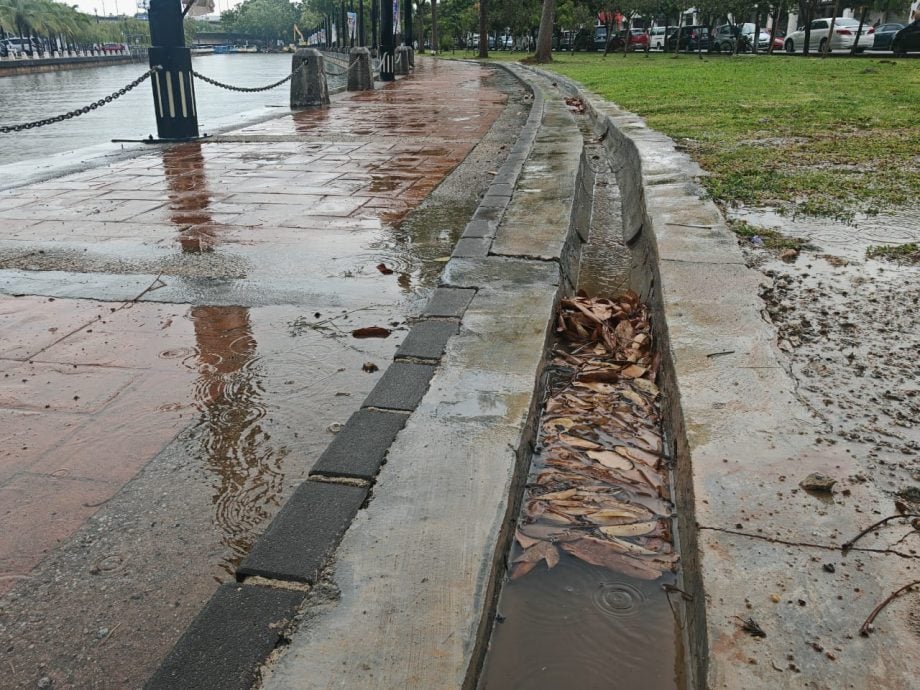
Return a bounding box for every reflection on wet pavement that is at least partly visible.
[0,58,512,688]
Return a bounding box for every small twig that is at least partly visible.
[99,622,122,646]
[842,514,920,553]
[706,350,736,358]
[666,222,714,229]
[859,580,920,636]
[663,582,693,600]
[734,615,766,638]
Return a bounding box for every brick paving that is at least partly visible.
[0,58,511,687]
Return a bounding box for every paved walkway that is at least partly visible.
[0,58,514,689]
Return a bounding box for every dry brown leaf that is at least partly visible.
[586,504,654,524]
[518,523,585,542]
[632,378,659,396]
[510,560,538,579]
[375,263,394,275]
[515,529,541,549]
[558,433,601,450]
[586,450,634,472]
[351,326,391,338]
[620,364,647,379]
[537,488,578,501]
[560,538,662,580]
[599,520,660,538]
[514,540,561,567]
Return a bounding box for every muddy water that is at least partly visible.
[479,141,683,689]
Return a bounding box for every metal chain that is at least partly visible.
[0,67,159,134]
[323,57,361,76]
[191,63,305,92]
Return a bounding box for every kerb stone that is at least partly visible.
[421,287,476,318]
[310,409,408,480]
[145,583,304,690]
[237,481,367,584]
[361,361,436,411]
[394,319,460,361]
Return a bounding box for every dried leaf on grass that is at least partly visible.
[514,292,678,580]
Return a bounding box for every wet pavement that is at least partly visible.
[0,58,525,688]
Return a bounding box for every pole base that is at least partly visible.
[111,134,210,144]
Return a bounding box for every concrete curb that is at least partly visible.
[142,62,557,689]
[525,66,920,689]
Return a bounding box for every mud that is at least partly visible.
[731,205,920,506]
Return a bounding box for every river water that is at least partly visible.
[0,54,302,167]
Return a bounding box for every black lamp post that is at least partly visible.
[380,0,394,80]
[147,0,199,140]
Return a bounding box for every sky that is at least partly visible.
[68,0,242,19]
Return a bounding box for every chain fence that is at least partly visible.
[0,67,159,134]
[191,62,306,92]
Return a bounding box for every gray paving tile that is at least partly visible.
[145,583,304,690]
[395,319,460,360]
[451,237,491,258]
[421,287,476,318]
[237,481,367,584]
[310,409,408,479]
[361,361,436,411]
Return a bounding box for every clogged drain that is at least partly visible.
[479,292,685,689]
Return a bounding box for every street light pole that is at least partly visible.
[380,0,394,80]
[147,0,199,140]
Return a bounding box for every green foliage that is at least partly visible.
[728,220,807,249]
[866,243,920,263]
[539,52,920,216]
[222,0,299,42]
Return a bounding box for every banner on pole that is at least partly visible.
[347,11,357,40]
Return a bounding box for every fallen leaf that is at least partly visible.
[352,326,391,338]
[559,433,601,450]
[433,257,451,262]
[599,520,660,538]
[375,263,394,275]
[510,560,538,579]
[514,540,560,567]
[537,488,578,501]
[515,530,540,549]
[620,364,647,379]
[587,450,634,472]
[586,504,654,525]
[560,538,662,580]
[632,378,659,396]
[361,362,379,372]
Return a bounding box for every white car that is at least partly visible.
[784,17,875,53]
[648,26,670,50]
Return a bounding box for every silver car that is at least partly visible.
[784,17,875,53]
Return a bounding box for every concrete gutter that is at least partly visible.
[530,67,920,688]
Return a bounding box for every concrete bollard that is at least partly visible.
[394,46,410,76]
[290,48,329,108]
[347,47,374,91]
[407,46,415,69]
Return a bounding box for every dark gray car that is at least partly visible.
[873,22,904,50]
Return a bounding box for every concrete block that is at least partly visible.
[451,237,491,258]
[347,47,373,91]
[290,48,329,108]
[145,583,304,690]
[395,319,460,361]
[237,481,367,584]
[394,46,410,75]
[421,287,476,318]
[310,409,408,480]
[361,361,436,411]
[461,220,496,239]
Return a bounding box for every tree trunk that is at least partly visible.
[478,0,487,57]
[753,9,762,54]
[823,0,840,57]
[850,5,868,55]
[534,0,554,62]
[431,0,438,52]
[602,18,613,56]
[768,3,783,54]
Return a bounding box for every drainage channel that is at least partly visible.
[478,120,687,689]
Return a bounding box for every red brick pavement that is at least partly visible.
[0,58,507,598]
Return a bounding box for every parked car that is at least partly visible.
[497,34,514,50]
[712,23,770,52]
[784,17,874,53]
[623,28,649,51]
[891,20,920,55]
[771,29,786,51]
[666,25,710,52]
[873,22,904,50]
[648,26,678,50]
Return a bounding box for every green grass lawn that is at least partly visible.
[442,51,920,218]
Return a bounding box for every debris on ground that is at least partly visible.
[513,292,677,580]
[564,96,586,114]
[351,326,391,338]
[799,472,837,493]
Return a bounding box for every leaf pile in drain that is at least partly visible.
[512,291,677,581]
